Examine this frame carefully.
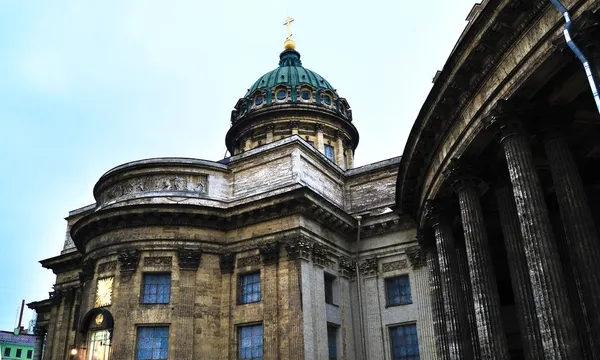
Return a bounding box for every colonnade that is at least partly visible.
[421,105,600,359]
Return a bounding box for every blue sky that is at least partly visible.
[0,0,476,329]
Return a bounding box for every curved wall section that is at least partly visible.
[93,158,231,209]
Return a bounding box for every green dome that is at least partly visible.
[245,49,337,97]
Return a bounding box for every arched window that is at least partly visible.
[79,308,114,360]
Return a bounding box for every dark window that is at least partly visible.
[4,347,11,357]
[324,145,335,162]
[386,275,412,306]
[327,325,338,359]
[238,324,263,360]
[323,95,332,105]
[255,96,263,105]
[301,90,311,100]
[308,141,315,147]
[136,327,169,360]
[240,272,261,304]
[142,274,171,304]
[27,350,33,359]
[276,90,287,100]
[16,348,22,357]
[324,273,335,305]
[390,324,420,360]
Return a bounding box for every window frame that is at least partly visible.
[238,271,261,305]
[141,273,172,305]
[389,323,420,360]
[16,348,22,357]
[385,274,413,307]
[324,144,335,162]
[136,325,170,360]
[4,347,11,357]
[26,349,33,359]
[327,324,339,360]
[324,273,337,305]
[237,323,264,360]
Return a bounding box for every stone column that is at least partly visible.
[33,326,46,360]
[483,101,582,358]
[290,121,300,136]
[175,249,201,360]
[455,246,482,359]
[407,245,436,360]
[260,242,280,359]
[542,124,600,353]
[315,124,325,153]
[495,184,544,360]
[423,243,450,360]
[345,141,354,169]
[335,131,345,168]
[444,159,509,359]
[424,202,473,360]
[265,124,275,143]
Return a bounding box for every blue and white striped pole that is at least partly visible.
[550,0,600,114]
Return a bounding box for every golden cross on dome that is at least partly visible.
[283,16,294,40]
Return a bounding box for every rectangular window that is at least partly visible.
[136,327,169,360]
[142,274,171,304]
[327,325,338,360]
[240,272,261,304]
[385,275,412,306]
[16,348,22,357]
[324,145,335,161]
[4,347,11,357]
[324,273,335,305]
[308,140,315,147]
[390,324,420,360]
[238,324,263,360]
[27,349,33,359]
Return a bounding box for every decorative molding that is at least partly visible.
[443,158,481,192]
[406,246,427,269]
[358,258,378,276]
[312,243,334,268]
[220,253,235,274]
[144,257,172,268]
[338,256,356,279]
[237,255,261,268]
[284,236,314,260]
[259,242,280,265]
[177,248,202,270]
[381,259,409,273]
[97,261,117,273]
[289,120,300,129]
[118,250,140,273]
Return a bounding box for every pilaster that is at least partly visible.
[423,241,450,360]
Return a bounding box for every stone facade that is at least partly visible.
[29,136,427,360]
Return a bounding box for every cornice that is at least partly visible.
[396,0,549,220]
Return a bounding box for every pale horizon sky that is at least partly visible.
[0,0,477,329]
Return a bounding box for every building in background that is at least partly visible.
[0,329,36,360]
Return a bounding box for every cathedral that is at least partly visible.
[28,1,600,360]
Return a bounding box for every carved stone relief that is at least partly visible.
[97,261,117,273]
[118,250,140,272]
[259,242,280,265]
[237,255,261,268]
[177,249,202,270]
[220,253,235,274]
[381,260,408,273]
[358,258,378,276]
[99,174,208,204]
[144,257,173,268]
